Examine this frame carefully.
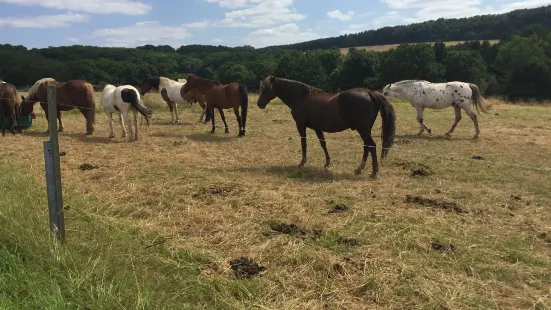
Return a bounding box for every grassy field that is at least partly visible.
[339,40,501,55]
[1,91,550,309]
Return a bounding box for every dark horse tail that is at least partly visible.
[123,88,154,126]
[238,84,248,136]
[370,91,396,161]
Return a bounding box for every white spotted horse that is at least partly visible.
[382,80,490,138]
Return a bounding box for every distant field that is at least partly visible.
[1,91,550,309]
[339,40,501,55]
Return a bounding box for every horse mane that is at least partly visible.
[394,79,430,85]
[26,77,56,100]
[190,74,221,86]
[273,77,325,98]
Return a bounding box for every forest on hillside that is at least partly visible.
[276,5,551,50]
[1,5,551,100]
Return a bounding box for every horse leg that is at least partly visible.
[357,132,378,178]
[118,113,127,138]
[122,112,134,141]
[174,102,180,123]
[9,109,16,135]
[445,105,462,137]
[133,110,139,141]
[296,124,307,167]
[209,105,216,134]
[233,106,242,135]
[107,112,115,138]
[463,105,480,139]
[191,102,195,113]
[416,107,431,135]
[314,129,331,168]
[217,107,229,133]
[1,109,5,136]
[57,109,64,133]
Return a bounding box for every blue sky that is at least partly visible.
[0,0,550,49]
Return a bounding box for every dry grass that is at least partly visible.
[2,90,551,309]
[339,40,501,55]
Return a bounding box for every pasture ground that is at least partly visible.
[339,40,501,55]
[1,91,550,309]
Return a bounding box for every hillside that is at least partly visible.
[339,40,501,55]
[271,5,551,51]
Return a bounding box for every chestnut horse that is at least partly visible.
[182,74,248,137]
[21,78,96,135]
[0,81,22,136]
[257,76,396,178]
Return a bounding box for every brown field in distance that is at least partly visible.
[1,91,550,309]
[339,40,501,55]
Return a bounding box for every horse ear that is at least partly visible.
[21,95,25,101]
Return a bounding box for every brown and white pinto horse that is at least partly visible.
[20,78,96,135]
[0,80,22,136]
[182,74,248,137]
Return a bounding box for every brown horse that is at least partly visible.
[20,78,96,135]
[182,74,248,137]
[0,81,22,136]
[257,76,396,178]
[179,84,211,123]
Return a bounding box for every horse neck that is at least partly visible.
[273,80,313,108]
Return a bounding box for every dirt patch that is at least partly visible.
[405,195,464,213]
[269,223,306,236]
[328,203,349,214]
[337,236,359,247]
[431,241,456,252]
[229,257,265,278]
[79,163,100,171]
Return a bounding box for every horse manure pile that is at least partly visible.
[328,203,349,214]
[395,138,413,145]
[336,236,359,247]
[269,222,307,236]
[471,155,485,160]
[394,161,434,177]
[228,257,265,278]
[405,195,464,213]
[431,241,456,252]
[272,119,290,123]
[79,163,100,171]
[192,184,236,199]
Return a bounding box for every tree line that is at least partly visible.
[1,20,550,100]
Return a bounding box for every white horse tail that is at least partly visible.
[122,88,154,126]
[468,83,490,114]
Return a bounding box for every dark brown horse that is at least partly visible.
[256,76,396,178]
[179,84,211,123]
[182,74,248,137]
[20,78,96,135]
[0,81,22,136]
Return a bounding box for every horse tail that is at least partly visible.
[128,89,154,126]
[468,83,490,114]
[371,91,396,161]
[238,84,248,135]
[84,82,96,125]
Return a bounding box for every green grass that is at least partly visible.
[0,157,264,309]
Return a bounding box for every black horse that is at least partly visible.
[256,76,396,178]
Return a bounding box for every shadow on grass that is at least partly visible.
[214,164,375,183]
[64,132,118,144]
[185,132,240,143]
[395,133,476,142]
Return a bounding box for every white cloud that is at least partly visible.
[327,10,355,21]
[215,0,306,28]
[204,0,262,8]
[92,21,192,47]
[186,20,211,28]
[243,23,322,47]
[372,10,403,26]
[0,0,151,15]
[212,38,223,43]
[0,12,89,28]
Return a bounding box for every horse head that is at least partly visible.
[257,75,277,109]
[19,95,36,116]
[139,77,160,96]
[182,74,198,94]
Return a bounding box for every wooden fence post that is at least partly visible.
[43,84,65,241]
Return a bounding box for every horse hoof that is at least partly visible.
[444,133,451,138]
